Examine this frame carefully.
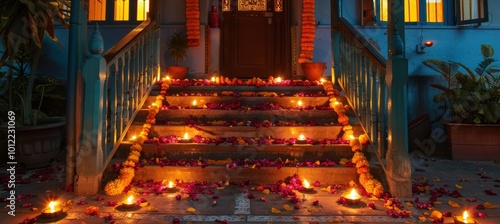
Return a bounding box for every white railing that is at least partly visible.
[337,18,388,158]
[101,19,160,171]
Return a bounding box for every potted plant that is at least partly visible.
[166,32,189,79]
[422,44,500,160]
[0,0,69,168]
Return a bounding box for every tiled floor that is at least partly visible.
[2,154,500,224]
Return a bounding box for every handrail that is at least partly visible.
[338,18,386,68]
[337,17,388,160]
[104,19,152,63]
[100,18,160,172]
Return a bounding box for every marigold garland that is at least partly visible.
[298,0,316,63]
[329,98,384,197]
[104,78,171,195]
[186,0,200,47]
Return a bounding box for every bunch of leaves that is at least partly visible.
[423,44,500,124]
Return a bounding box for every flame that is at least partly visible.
[126,195,134,205]
[298,134,305,141]
[297,100,303,107]
[276,77,282,83]
[211,76,216,82]
[348,188,360,199]
[151,103,156,107]
[183,132,189,140]
[130,135,137,141]
[463,211,469,224]
[48,201,56,213]
[192,100,197,106]
[320,78,325,83]
[166,75,171,80]
[349,135,355,140]
[168,181,175,188]
[334,101,340,105]
[303,179,310,188]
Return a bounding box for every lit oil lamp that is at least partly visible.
[454,211,478,224]
[41,201,63,218]
[166,181,177,192]
[165,75,171,80]
[211,76,216,82]
[349,135,355,140]
[297,100,303,108]
[343,188,361,205]
[301,179,314,191]
[320,78,325,84]
[296,134,307,144]
[179,132,193,143]
[129,135,137,141]
[192,99,198,108]
[276,77,282,83]
[122,195,136,208]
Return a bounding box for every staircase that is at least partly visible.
[104,78,373,188]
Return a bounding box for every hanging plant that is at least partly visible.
[186,0,201,47]
[298,0,316,63]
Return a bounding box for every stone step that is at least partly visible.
[144,95,339,109]
[136,109,342,124]
[115,142,356,161]
[125,125,364,140]
[105,165,358,186]
[152,85,327,95]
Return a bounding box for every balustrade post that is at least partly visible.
[385,0,411,197]
[75,25,107,195]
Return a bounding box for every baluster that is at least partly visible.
[370,61,378,146]
[102,74,111,158]
[130,45,138,109]
[117,58,125,136]
[123,53,130,126]
[378,69,387,157]
[108,64,118,148]
[365,61,373,139]
[359,54,367,128]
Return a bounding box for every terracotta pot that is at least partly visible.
[10,117,66,169]
[301,62,326,81]
[166,66,189,80]
[443,121,500,160]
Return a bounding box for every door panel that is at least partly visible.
[232,12,274,78]
[220,1,290,79]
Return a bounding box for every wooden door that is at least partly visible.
[220,0,290,79]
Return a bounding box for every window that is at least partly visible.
[114,0,129,21]
[136,0,149,21]
[375,0,488,25]
[377,0,443,23]
[88,0,150,22]
[455,0,488,25]
[89,0,106,21]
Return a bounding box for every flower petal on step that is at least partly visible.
[430,210,442,219]
[283,204,293,211]
[484,201,499,209]
[271,207,281,214]
[485,189,497,195]
[455,184,463,189]
[448,200,460,208]
[186,207,196,213]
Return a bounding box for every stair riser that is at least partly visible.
[118,143,355,161]
[145,96,332,108]
[134,166,358,185]
[126,126,362,140]
[136,110,339,124]
[153,85,326,95]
